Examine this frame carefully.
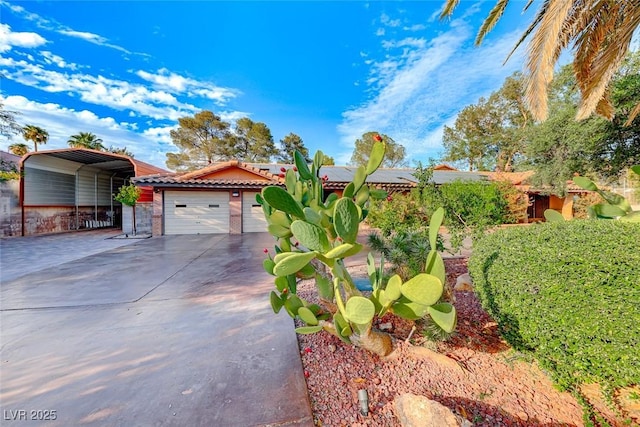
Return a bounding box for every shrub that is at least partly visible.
[469,221,640,392]
[367,230,443,281]
[366,191,428,237]
[572,192,605,219]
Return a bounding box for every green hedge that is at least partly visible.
[468,221,640,391]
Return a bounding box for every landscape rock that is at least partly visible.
[407,346,465,375]
[454,273,474,291]
[394,393,468,427]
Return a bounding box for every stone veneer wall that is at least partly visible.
[0,180,21,237]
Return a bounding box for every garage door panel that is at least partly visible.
[243,192,267,232]
[165,191,229,234]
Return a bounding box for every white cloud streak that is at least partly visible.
[1,0,135,54]
[135,68,239,103]
[338,14,525,164]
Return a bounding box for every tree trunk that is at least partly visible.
[132,204,137,236]
[350,325,394,357]
[320,321,394,357]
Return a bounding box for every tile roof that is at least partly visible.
[133,161,488,189]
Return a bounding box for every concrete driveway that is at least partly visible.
[0,232,313,426]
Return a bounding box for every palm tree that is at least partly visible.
[22,125,49,152]
[440,0,640,124]
[67,132,105,150]
[8,143,29,156]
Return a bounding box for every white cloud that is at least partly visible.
[404,24,426,32]
[1,95,171,167]
[0,56,202,120]
[0,23,47,52]
[135,68,239,104]
[338,15,525,164]
[381,37,426,50]
[58,29,105,43]
[40,50,78,70]
[1,1,135,55]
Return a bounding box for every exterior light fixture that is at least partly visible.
[358,389,369,416]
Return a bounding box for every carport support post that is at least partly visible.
[94,172,98,224]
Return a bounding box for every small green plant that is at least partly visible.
[259,143,456,356]
[367,229,444,281]
[114,183,142,235]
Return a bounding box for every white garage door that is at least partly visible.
[165,191,229,235]
[243,191,268,232]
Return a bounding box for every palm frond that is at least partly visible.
[503,0,548,65]
[576,3,640,120]
[573,1,617,89]
[525,0,574,120]
[624,102,640,126]
[522,0,535,12]
[439,0,461,19]
[476,0,510,46]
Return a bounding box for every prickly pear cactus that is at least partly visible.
[259,142,456,356]
[545,165,640,223]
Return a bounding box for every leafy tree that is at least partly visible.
[114,183,142,236]
[593,53,640,180]
[277,133,309,163]
[166,110,231,171]
[227,117,278,162]
[522,62,638,193]
[68,132,105,150]
[442,100,500,171]
[441,0,640,123]
[350,132,406,168]
[322,155,335,166]
[8,143,29,156]
[442,72,531,172]
[0,102,22,140]
[22,125,49,152]
[107,146,135,158]
[488,73,532,172]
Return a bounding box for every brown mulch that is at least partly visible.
[294,258,587,427]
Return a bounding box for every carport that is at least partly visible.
[20,148,166,236]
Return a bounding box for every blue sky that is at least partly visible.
[0,0,534,169]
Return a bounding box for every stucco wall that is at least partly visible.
[121,202,152,235]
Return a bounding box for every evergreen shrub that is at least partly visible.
[469,221,640,391]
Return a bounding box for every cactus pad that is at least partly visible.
[345,296,375,325]
[334,198,359,243]
[262,186,305,219]
[428,303,457,333]
[295,325,323,334]
[298,306,319,326]
[290,220,330,252]
[401,274,443,306]
[274,251,317,277]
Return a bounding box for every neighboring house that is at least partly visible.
[481,171,590,220]
[15,148,167,236]
[132,161,487,236]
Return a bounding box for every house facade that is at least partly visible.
[132,161,487,236]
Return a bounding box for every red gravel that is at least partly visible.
[295,259,585,427]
